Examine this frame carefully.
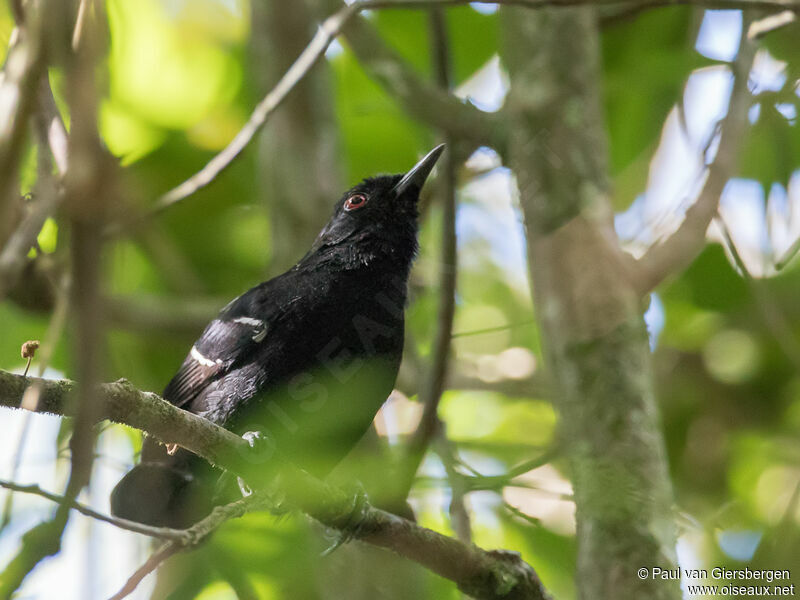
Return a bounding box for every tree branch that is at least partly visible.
[748,9,797,38]
[634,15,757,294]
[321,0,504,150]
[0,3,111,595]
[101,0,793,231]
[0,0,68,303]
[0,479,193,542]
[37,77,69,175]
[0,368,550,600]
[132,4,360,224]
[502,4,680,597]
[0,18,47,252]
[434,430,473,543]
[108,542,181,600]
[0,139,60,301]
[0,0,67,302]
[58,0,108,523]
[139,0,499,225]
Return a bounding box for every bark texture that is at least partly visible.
[0,368,550,600]
[500,7,679,599]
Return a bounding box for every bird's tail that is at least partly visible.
[110,458,213,528]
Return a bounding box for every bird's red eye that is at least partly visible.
[344,194,367,211]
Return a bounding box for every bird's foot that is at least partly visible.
[239,430,293,514]
[237,476,252,497]
[320,481,370,557]
[241,430,275,464]
[237,431,269,496]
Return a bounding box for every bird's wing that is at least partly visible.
[162,298,271,410]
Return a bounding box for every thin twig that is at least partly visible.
[415,447,558,493]
[0,13,46,252]
[0,4,108,595]
[59,0,108,513]
[0,139,61,300]
[108,542,181,600]
[452,320,537,338]
[107,494,268,600]
[503,502,542,527]
[140,0,497,221]
[37,77,69,175]
[0,479,192,542]
[21,342,38,377]
[748,9,797,38]
[136,4,358,223]
[105,0,792,232]
[0,368,550,600]
[0,0,67,301]
[71,0,91,50]
[465,447,559,492]
[434,429,472,543]
[126,0,493,228]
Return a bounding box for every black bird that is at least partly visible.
[111,145,445,527]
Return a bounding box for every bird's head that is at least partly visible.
[307,144,445,269]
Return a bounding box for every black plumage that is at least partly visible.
[110,145,445,527]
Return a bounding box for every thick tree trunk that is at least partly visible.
[500,7,680,600]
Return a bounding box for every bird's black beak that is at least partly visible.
[392,144,446,198]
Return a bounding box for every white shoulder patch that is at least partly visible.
[191,345,222,368]
[233,316,268,343]
[233,316,264,328]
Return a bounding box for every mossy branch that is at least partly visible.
[0,369,550,600]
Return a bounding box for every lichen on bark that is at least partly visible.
[500,6,680,599]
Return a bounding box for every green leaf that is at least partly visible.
[19,143,37,196]
[0,3,12,58]
[447,6,499,85]
[0,304,57,371]
[373,9,432,78]
[106,0,242,131]
[680,244,749,312]
[330,47,429,182]
[759,20,800,81]
[374,6,498,87]
[36,218,58,254]
[738,100,800,187]
[602,6,711,176]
